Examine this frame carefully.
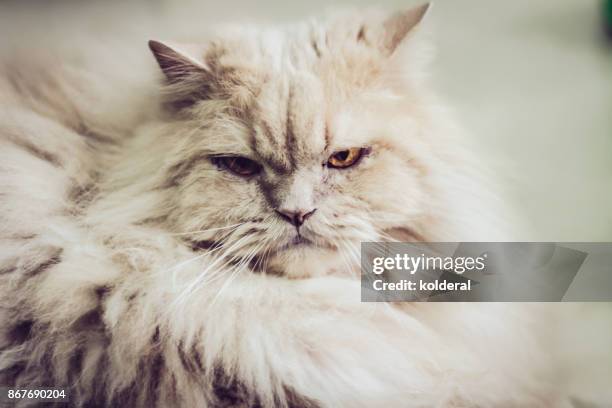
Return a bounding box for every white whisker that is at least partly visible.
[167,221,246,236]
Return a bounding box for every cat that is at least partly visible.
[0,3,609,407]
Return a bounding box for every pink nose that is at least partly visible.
[275,208,317,227]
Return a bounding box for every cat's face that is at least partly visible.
[150,5,431,277]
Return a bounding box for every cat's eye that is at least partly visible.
[327,147,365,169]
[215,156,262,176]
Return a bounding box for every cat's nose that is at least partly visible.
[275,208,317,228]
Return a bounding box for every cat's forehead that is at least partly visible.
[249,70,327,171]
[213,26,382,170]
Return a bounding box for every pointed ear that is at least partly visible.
[381,3,431,55]
[148,40,208,83]
[148,40,215,108]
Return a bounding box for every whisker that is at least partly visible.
[207,237,269,309]
[167,221,246,236]
[171,214,276,305]
[172,231,254,306]
[339,238,360,274]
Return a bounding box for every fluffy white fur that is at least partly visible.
[0,4,610,407]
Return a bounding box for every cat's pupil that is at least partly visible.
[335,151,350,161]
[219,156,261,176]
[233,158,251,170]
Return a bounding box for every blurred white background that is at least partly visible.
[431,1,612,242]
[2,0,611,240]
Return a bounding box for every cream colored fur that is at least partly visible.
[0,5,610,407]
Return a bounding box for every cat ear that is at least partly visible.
[148,40,208,83]
[380,3,431,55]
[375,4,433,86]
[148,40,213,108]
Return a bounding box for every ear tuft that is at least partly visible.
[382,3,431,54]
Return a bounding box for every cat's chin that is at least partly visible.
[265,245,354,279]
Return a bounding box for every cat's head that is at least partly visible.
[147,5,439,278]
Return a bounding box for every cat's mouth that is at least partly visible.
[273,233,337,254]
[247,233,340,275]
[293,235,312,245]
[279,235,315,251]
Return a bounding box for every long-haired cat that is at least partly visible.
[0,4,610,407]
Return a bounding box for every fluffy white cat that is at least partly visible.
[0,4,610,407]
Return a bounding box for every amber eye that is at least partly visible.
[327,147,365,169]
[215,156,262,176]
